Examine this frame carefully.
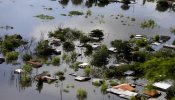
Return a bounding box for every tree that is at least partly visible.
[91,45,109,68]
[84,44,93,56]
[63,41,75,52]
[89,29,104,39]
[35,40,52,56]
[80,35,91,44]
[156,0,169,12]
[6,51,18,61]
[111,39,132,60]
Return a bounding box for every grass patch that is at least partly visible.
[77,88,87,99]
[68,11,83,16]
[35,14,54,20]
[63,89,69,93]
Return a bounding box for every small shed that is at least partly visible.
[153,82,172,90]
[144,90,160,97]
[78,63,89,68]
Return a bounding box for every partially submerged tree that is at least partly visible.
[89,29,104,39]
[91,45,109,68]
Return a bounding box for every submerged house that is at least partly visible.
[107,83,138,99]
[27,61,42,68]
[143,90,160,97]
[78,63,89,68]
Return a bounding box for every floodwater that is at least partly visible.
[0,0,175,100]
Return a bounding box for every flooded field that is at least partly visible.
[0,0,175,100]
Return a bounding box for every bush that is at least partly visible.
[68,11,83,16]
[55,71,64,76]
[77,88,87,99]
[109,80,118,86]
[92,81,102,87]
[59,75,65,81]
[156,0,169,12]
[22,64,32,74]
[52,56,60,65]
[22,53,32,61]
[101,82,108,93]
[135,39,148,47]
[63,41,75,52]
[84,66,91,76]
[6,51,18,61]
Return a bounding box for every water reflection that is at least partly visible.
[71,0,83,5]
[59,0,69,6]
[121,4,130,10]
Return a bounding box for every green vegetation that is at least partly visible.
[86,9,92,16]
[22,53,32,61]
[63,89,69,93]
[101,82,108,93]
[6,51,18,61]
[55,71,64,76]
[84,65,91,76]
[52,56,60,65]
[141,19,156,29]
[92,81,102,87]
[22,64,33,74]
[48,28,83,42]
[170,27,175,34]
[35,40,53,56]
[109,80,118,86]
[76,88,87,100]
[131,18,135,21]
[173,40,175,45]
[71,62,80,71]
[35,14,54,20]
[63,41,75,52]
[68,11,83,16]
[91,45,109,68]
[89,29,104,39]
[1,34,24,53]
[156,0,169,12]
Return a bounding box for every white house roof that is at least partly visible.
[107,88,138,97]
[153,82,172,90]
[79,63,89,66]
[75,76,86,81]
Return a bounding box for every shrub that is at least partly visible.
[109,80,118,86]
[22,64,32,74]
[6,51,18,61]
[52,56,60,65]
[55,71,64,76]
[77,88,87,99]
[68,11,83,16]
[101,82,108,93]
[84,66,91,76]
[92,81,102,87]
[35,14,55,20]
[22,53,32,61]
